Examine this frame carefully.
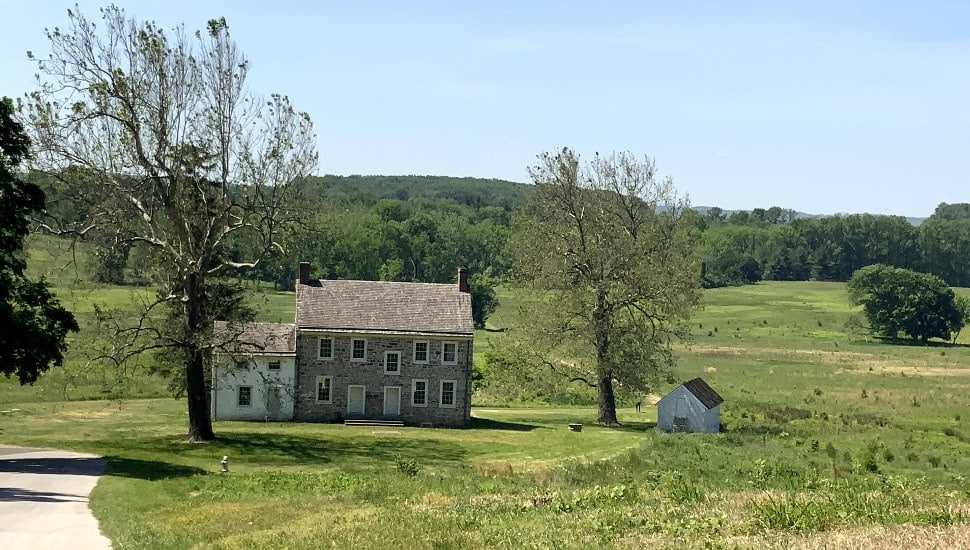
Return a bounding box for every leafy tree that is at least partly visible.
[469,273,498,329]
[930,202,970,222]
[511,148,700,426]
[847,264,964,342]
[918,218,970,287]
[26,8,316,440]
[0,97,78,384]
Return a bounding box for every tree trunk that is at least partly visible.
[593,288,619,426]
[596,370,619,426]
[184,272,215,442]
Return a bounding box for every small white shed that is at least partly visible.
[656,377,723,433]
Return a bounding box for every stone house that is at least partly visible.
[211,262,474,427]
[656,377,723,433]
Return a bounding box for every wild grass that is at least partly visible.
[2,238,969,546]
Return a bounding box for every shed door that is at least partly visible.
[673,395,690,432]
[348,385,366,415]
[383,386,401,416]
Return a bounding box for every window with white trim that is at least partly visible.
[351,339,366,362]
[412,379,428,407]
[316,376,332,403]
[268,360,281,371]
[413,341,429,363]
[442,342,458,364]
[318,337,333,360]
[384,351,401,374]
[440,380,456,407]
[238,386,252,407]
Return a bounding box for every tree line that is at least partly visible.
[35,167,970,296]
[694,204,970,288]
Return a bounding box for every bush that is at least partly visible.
[395,456,421,477]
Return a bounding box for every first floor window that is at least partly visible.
[316,376,332,403]
[318,337,333,359]
[412,379,428,406]
[413,341,429,363]
[442,342,457,364]
[440,380,456,407]
[238,386,252,407]
[351,339,367,361]
[384,351,401,374]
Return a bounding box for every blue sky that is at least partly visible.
[2,1,968,217]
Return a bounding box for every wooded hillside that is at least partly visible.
[30,172,970,290]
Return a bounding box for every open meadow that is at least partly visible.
[2,243,969,547]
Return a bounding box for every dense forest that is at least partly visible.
[694,203,970,287]
[33,173,970,291]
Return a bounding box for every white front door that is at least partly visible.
[383,386,401,416]
[348,385,365,415]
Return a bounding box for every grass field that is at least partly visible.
[3,243,970,547]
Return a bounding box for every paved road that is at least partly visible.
[0,446,112,549]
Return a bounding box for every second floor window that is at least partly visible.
[318,337,333,359]
[413,341,429,363]
[384,351,401,374]
[351,339,366,361]
[442,342,457,364]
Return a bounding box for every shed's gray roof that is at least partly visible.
[296,279,473,336]
[213,321,296,355]
[682,377,724,409]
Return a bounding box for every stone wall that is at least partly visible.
[293,332,473,427]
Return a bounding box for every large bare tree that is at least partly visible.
[511,148,700,426]
[25,6,317,440]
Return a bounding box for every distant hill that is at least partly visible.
[693,206,926,226]
[305,175,531,209]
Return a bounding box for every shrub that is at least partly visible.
[395,456,421,477]
[824,442,837,460]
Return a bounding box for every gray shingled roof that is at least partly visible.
[213,321,296,355]
[296,279,473,336]
[682,377,724,409]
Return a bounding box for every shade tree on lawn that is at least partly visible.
[25,7,317,440]
[510,148,700,426]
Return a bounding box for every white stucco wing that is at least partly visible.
[211,356,296,421]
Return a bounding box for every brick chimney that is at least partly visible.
[299,262,310,286]
[457,267,469,293]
